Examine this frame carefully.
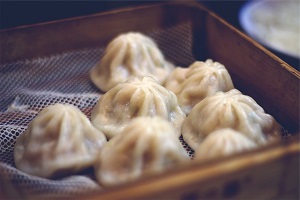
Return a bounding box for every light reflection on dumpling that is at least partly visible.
[182,89,281,150]
[90,32,174,92]
[14,103,107,178]
[94,116,189,186]
[91,76,186,139]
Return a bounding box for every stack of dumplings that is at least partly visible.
[13,31,283,189]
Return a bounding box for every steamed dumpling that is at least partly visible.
[14,104,107,178]
[182,89,281,150]
[90,32,175,92]
[194,128,257,161]
[164,59,234,114]
[163,67,189,94]
[91,76,186,139]
[94,116,189,186]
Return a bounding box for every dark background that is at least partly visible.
[0,0,298,69]
[0,1,246,30]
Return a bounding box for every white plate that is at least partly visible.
[239,0,300,59]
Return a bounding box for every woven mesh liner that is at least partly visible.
[0,21,196,199]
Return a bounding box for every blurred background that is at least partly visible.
[0,1,246,30]
[0,0,299,69]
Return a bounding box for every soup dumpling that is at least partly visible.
[164,59,234,114]
[194,128,257,161]
[94,116,189,186]
[182,89,281,150]
[14,104,107,178]
[90,32,175,92]
[91,76,186,139]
